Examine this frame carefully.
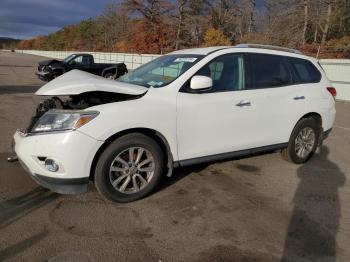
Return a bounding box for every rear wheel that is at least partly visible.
[94,133,164,202]
[282,117,321,164]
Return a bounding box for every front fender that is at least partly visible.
[49,64,65,73]
[77,90,178,160]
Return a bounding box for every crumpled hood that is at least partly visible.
[35,70,148,96]
[39,59,61,66]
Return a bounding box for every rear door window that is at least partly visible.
[289,57,321,83]
[249,54,293,89]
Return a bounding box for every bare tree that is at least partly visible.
[175,0,188,50]
[302,0,309,44]
[248,0,256,33]
[124,0,172,24]
[320,0,333,45]
[96,3,131,51]
[123,0,173,53]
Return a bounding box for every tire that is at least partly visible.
[94,133,164,202]
[104,73,115,80]
[51,72,61,80]
[282,117,321,164]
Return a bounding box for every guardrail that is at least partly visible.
[11,50,350,101]
[319,60,350,101]
[14,50,161,70]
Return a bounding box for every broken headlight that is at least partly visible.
[31,110,99,133]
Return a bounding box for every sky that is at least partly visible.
[0,0,118,39]
[0,0,265,40]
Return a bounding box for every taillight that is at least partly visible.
[327,87,337,97]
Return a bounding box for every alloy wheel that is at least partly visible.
[294,127,316,159]
[109,147,155,194]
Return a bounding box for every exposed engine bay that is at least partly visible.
[27,91,143,132]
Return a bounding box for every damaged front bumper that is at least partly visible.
[18,157,89,194]
[13,129,103,194]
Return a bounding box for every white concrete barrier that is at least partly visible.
[14,50,161,70]
[319,60,350,101]
[13,50,350,101]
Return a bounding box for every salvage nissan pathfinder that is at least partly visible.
[12,45,336,202]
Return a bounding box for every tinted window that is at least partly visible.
[82,55,92,65]
[69,55,83,65]
[195,54,245,92]
[249,54,293,89]
[290,57,321,83]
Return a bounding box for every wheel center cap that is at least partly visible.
[129,166,137,174]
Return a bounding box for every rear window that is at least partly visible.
[249,54,293,89]
[289,57,321,84]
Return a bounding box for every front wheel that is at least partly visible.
[282,117,321,164]
[51,72,61,80]
[94,133,164,202]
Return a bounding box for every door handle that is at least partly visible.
[236,101,251,107]
[294,96,305,100]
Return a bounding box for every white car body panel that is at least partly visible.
[36,69,148,96]
[177,90,262,159]
[14,130,103,179]
[78,87,179,160]
[304,62,336,131]
[14,46,336,193]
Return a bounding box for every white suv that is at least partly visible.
[13,45,336,202]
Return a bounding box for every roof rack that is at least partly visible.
[235,44,302,54]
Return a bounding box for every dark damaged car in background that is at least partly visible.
[36,53,128,81]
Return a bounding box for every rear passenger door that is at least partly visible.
[245,53,307,145]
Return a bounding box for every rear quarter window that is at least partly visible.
[289,57,321,84]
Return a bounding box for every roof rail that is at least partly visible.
[235,43,302,54]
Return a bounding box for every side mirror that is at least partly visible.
[190,75,213,91]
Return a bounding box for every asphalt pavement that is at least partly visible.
[0,51,350,262]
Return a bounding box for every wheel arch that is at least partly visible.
[297,112,322,128]
[288,112,322,141]
[101,67,115,77]
[289,112,323,142]
[52,68,64,75]
[89,128,174,181]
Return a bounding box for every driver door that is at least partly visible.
[177,54,260,161]
[67,55,85,71]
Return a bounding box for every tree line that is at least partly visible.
[15,0,350,58]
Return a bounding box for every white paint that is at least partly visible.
[14,47,337,188]
[190,75,213,90]
[36,69,147,96]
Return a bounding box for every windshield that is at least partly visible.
[118,54,204,88]
[63,54,76,63]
